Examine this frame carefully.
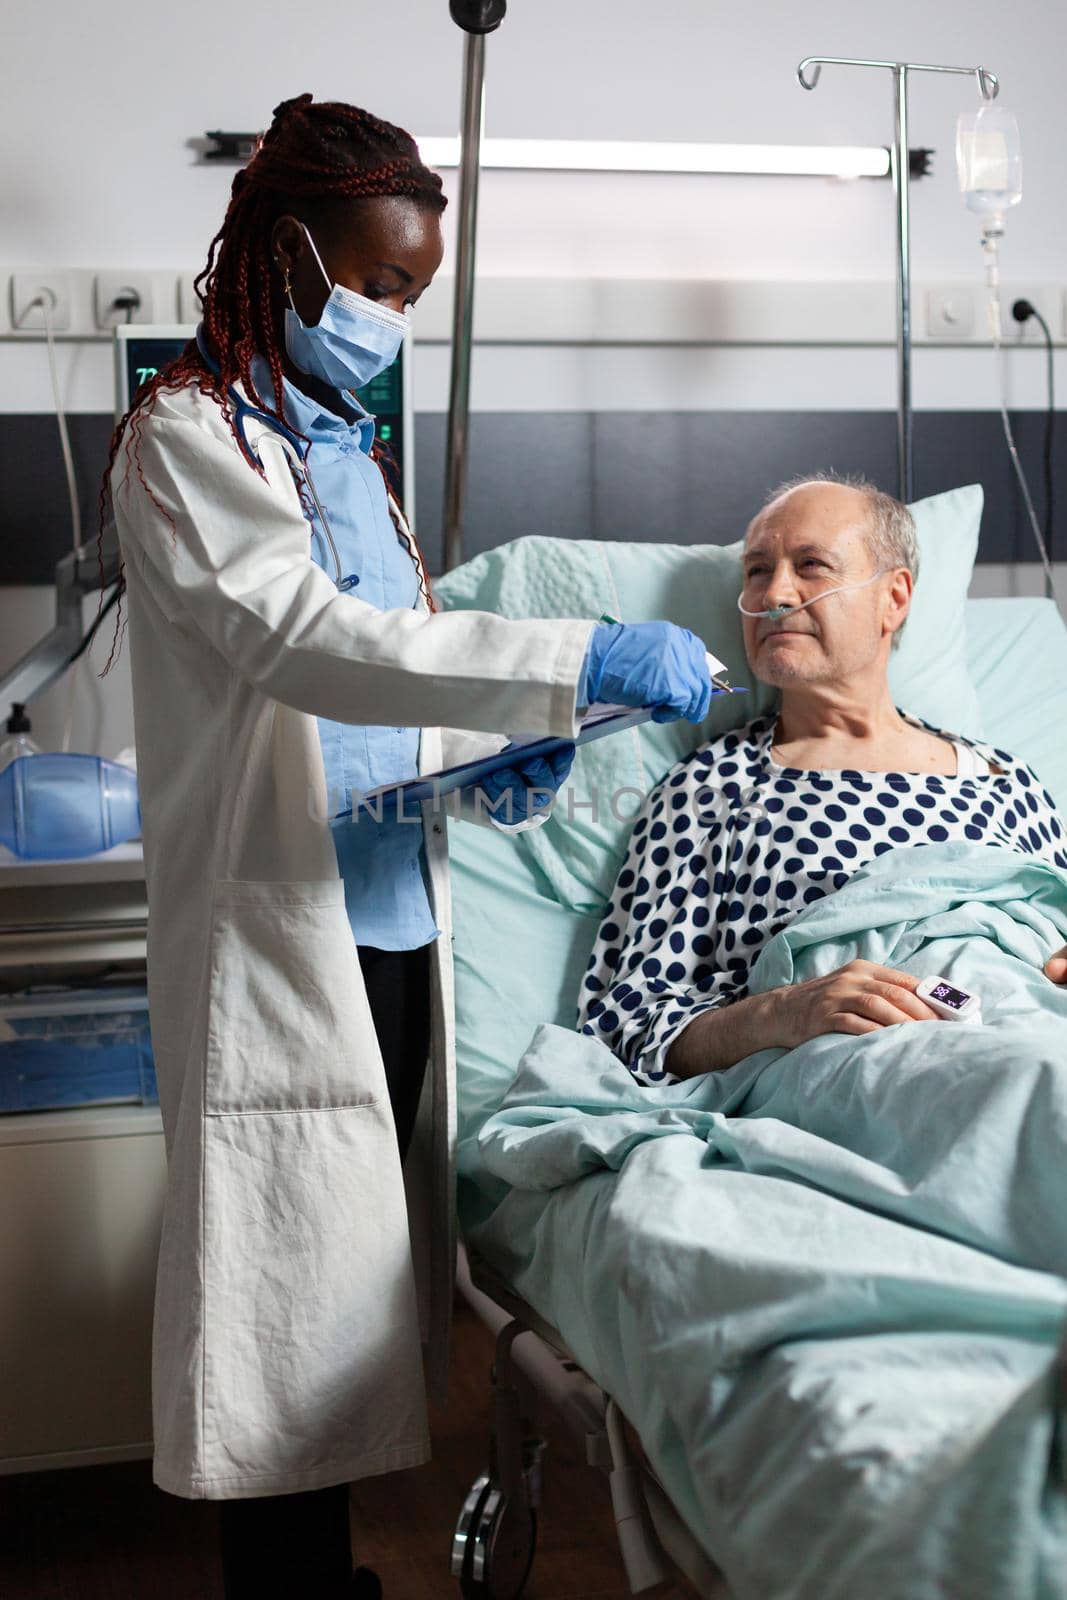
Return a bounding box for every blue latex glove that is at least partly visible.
[582,621,712,724]
[478,743,576,831]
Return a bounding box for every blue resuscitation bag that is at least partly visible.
[0,753,140,860]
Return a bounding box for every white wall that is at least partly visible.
[3,0,1065,280]
[4,0,1065,408]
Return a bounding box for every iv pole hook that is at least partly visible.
[796,54,1000,501]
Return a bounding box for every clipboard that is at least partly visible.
[335,689,740,819]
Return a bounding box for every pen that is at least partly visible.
[598,613,734,694]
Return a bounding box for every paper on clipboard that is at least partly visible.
[339,688,737,819]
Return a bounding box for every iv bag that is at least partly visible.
[956,104,1022,220]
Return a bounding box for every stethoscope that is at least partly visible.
[195,329,349,589]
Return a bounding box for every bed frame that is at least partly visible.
[450,1243,731,1599]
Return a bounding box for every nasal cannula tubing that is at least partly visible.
[737,567,890,621]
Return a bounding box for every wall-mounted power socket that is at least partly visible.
[10,272,73,332]
[1004,286,1057,343]
[94,271,156,329]
[925,287,976,340]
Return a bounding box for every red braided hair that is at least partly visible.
[98,93,446,671]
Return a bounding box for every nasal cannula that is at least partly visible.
[736,568,890,622]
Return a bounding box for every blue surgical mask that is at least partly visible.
[284,222,408,393]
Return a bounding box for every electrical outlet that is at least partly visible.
[925,287,976,339]
[10,272,73,332]
[1003,287,1057,343]
[94,271,156,329]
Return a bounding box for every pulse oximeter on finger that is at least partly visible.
[916,975,983,1023]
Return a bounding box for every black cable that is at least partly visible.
[1011,298,1055,592]
[112,291,141,328]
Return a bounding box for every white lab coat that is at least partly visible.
[111,380,593,1500]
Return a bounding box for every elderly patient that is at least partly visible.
[579,475,1067,1083]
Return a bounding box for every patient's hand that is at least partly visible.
[667,959,938,1078]
[1045,945,1067,984]
[769,959,939,1044]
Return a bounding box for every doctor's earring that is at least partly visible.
[276,259,293,298]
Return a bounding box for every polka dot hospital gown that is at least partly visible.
[578,713,1067,1084]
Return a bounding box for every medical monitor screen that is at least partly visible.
[122,336,190,411]
[929,981,970,1010]
[115,331,407,507]
[355,361,404,488]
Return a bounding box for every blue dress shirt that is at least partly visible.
[251,357,439,953]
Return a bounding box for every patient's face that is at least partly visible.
[740,484,894,689]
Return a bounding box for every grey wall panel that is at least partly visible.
[414,412,1061,572]
[3,409,1060,584]
[2,415,115,584]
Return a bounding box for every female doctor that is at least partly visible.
[105,95,711,1599]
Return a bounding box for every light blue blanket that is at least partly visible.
[470,844,1067,1600]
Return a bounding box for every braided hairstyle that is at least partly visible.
[99,93,446,668]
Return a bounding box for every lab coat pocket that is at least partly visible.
[204,878,382,1115]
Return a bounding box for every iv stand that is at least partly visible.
[442,0,507,572]
[797,56,999,503]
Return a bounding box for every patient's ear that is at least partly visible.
[884,567,912,642]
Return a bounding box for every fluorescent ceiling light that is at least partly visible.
[416,137,891,180]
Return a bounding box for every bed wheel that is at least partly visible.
[452,1472,537,1599]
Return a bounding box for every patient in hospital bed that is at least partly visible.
[578,473,1067,1082]
[469,476,1067,1598]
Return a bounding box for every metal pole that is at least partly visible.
[893,65,913,502]
[442,0,507,573]
[797,58,999,507]
[443,32,487,572]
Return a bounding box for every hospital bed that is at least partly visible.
[435,504,1067,1599]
